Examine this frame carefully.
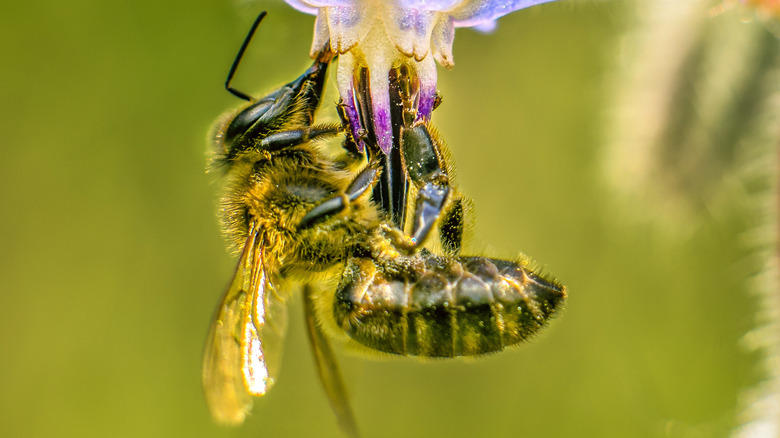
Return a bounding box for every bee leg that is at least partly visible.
[258,124,341,152]
[302,285,361,438]
[336,99,364,156]
[399,122,453,251]
[439,197,464,255]
[295,50,334,122]
[298,164,381,229]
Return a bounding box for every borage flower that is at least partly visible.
[285,0,561,154]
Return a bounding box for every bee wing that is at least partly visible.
[202,227,289,425]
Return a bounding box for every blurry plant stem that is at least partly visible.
[603,0,780,434]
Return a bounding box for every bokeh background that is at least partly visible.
[2,0,778,437]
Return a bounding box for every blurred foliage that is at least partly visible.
[0,0,775,437]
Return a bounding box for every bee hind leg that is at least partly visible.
[400,122,463,253]
[438,197,464,255]
[302,285,361,438]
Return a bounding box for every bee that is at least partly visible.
[202,11,566,437]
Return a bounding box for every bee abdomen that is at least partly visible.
[333,255,566,358]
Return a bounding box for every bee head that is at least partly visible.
[236,59,327,143]
[212,57,331,165]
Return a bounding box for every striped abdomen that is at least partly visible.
[333,253,566,357]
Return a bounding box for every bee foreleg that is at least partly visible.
[298,164,381,229]
[336,99,363,155]
[258,124,341,152]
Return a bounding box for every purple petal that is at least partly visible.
[451,0,561,27]
[336,54,367,151]
[344,89,367,152]
[369,72,394,154]
[283,0,318,14]
[416,55,437,121]
[396,0,462,10]
[472,19,498,33]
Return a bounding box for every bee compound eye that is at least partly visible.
[224,100,275,148]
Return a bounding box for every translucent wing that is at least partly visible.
[202,225,289,425]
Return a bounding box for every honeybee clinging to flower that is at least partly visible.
[202,12,566,436]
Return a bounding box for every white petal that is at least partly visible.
[326,6,372,54]
[431,15,455,67]
[309,9,331,57]
[384,6,436,61]
[412,11,436,61]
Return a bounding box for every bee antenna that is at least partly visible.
[225,11,267,102]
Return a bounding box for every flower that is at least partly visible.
[285,0,561,153]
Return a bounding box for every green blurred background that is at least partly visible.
[1,0,774,437]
